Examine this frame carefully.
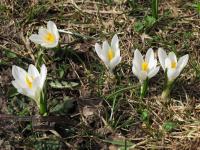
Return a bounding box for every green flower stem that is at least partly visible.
[140,79,149,99]
[39,91,47,116]
[161,80,174,100]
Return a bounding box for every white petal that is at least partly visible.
[29,34,43,44]
[32,77,42,93]
[139,71,148,81]
[102,40,110,63]
[165,57,172,69]
[12,80,22,91]
[147,66,160,79]
[111,34,119,48]
[167,68,180,81]
[168,52,177,63]
[109,56,121,71]
[95,43,104,60]
[111,34,120,57]
[132,65,140,80]
[38,27,49,37]
[133,49,143,70]
[145,48,154,63]
[145,48,156,69]
[158,48,167,70]
[177,54,189,73]
[28,64,40,78]
[47,21,59,40]
[12,65,27,82]
[40,64,47,88]
[102,40,110,56]
[41,41,58,48]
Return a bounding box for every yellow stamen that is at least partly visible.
[142,62,148,71]
[26,75,33,88]
[107,48,115,61]
[44,32,55,43]
[171,61,177,69]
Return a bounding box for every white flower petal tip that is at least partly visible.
[11,64,47,102]
[29,21,59,48]
[132,48,159,81]
[94,34,121,72]
[158,48,189,81]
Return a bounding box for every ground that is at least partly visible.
[0,0,200,149]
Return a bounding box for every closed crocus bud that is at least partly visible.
[29,21,59,48]
[158,48,189,99]
[95,34,121,73]
[12,64,47,115]
[132,48,160,98]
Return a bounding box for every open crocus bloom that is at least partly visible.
[132,48,160,82]
[29,21,59,48]
[158,48,189,81]
[12,64,47,107]
[95,34,121,72]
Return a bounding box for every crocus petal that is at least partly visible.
[145,48,154,64]
[29,34,43,44]
[165,57,172,69]
[11,80,21,89]
[132,65,141,80]
[32,77,41,92]
[12,65,27,82]
[145,48,157,69]
[167,68,180,81]
[40,64,47,88]
[133,49,143,70]
[38,27,49,38]
[28,64,40,78]
[139,71,148,81]
[41,41,58,48]
[95,43,104,61]
[147,66,160,79]
[111,34,119,49]
[111,34,120,57]
[168,52,177,63]
[158,48,167,70]
[177,54,189,73]
[102,40,110,56]
[109,56,121,71]
[47,21,59,40]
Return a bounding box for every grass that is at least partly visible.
[0,0,200,149]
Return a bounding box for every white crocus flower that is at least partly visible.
[132,48,160,82]
[12,64,47,107]
[95,34,121,72]
[158,48,189,81]
[29,21,59,48]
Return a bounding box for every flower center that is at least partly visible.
[44,32,55,43]
[171,61,177,69]
[107,48,115,61]
[142,62,149,71]
[26,75,33,89]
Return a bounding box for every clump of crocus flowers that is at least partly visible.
[10,23,189,116]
